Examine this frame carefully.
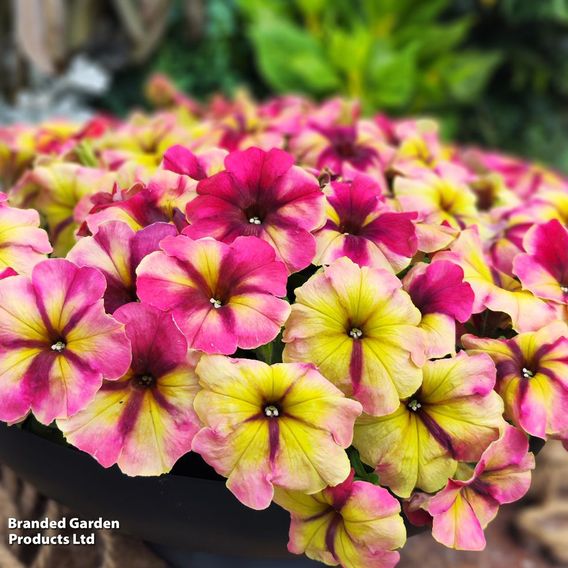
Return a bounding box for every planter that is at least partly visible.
[0,423,302,560]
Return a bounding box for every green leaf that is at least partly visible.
[249,18,340,95]
[366,43,417,109]
[346,446,379,485]
[441,51,503,104]
[397,18,472,61]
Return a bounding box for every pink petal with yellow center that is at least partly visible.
[513,219,568,303]
[58,303,200,476]
[0,259,131,424]
[68,221,177,312]
[185,147,323,273]
[463,323,568,438]
[137,235,289,354]
[0,195,52,274]
[274,474,405,568]
[435,228,556,331]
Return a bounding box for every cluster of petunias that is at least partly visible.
[3,79,568,565]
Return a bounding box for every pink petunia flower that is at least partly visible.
[0,192,52,274]
[403,260,474,358]
[313,176,417,272]
[513,219,568,304]
[67,220,177,313]
[0,259,131,424]
[136,235,290,354]
[58,302,201,476]
[275,470,406,568]
[425,425,534,551]
[183,147,324,273]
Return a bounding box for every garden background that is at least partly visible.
[2,0,568,172]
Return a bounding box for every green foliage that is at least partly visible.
[99,0,262,115]
[238,0,501,115]
[98,0,568,173]
[451,0,568,172]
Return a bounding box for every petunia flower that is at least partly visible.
[67,220,177,313]
[0,258,131,424]
[393,164,478,229]
[463,321,568,439]
[0,192,52,274]
[313,176,417,272]
[136,235,290,354]
[183,147,324,273]
[82,174,188,236]
[425,425,534,551]
[310,124,384,177]
[403,260,474,358]
[283,257,426,416]
[191,356,362,510]
[162,144,226,183]
[435,228,556,332]
[274,470,406,568]
[353,352,505,498]
[513,219,568,305]
[58,302,201,476]
[12,163,115,256]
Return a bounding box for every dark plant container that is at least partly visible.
[0,423,307,562]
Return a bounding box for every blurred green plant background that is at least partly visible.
[104,0,568,172]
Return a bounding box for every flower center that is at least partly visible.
[135,374,155,388]
[349,327,363,339]
[248,216,262,225]
[407,399,422,412]
[561,285,568,294]
[209,298,223,309]
[51,340,66,353]
[264,404,280,418]
[521,367,535,379]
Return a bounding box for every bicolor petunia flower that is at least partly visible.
[0,258,131,424]
[425,425,534,551]
[403,260,474,358]
[67,220,177,312]
[313,176,417,272]
[58,302,201,476]
[463,322,568,439]
[274,470,406,568]
[162,144,226,185]
[191,356,362,510]
[283,257,426,416]
[311,124,383,176]
[0,192,52,274]
[82,176,185,236]
[14,163,115,256]
[136,235,290,354]
[435,228,556,332]
[183,147,324,273]
[513,219,568,305]
[353,352,505,498]
[393,164,478,229]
